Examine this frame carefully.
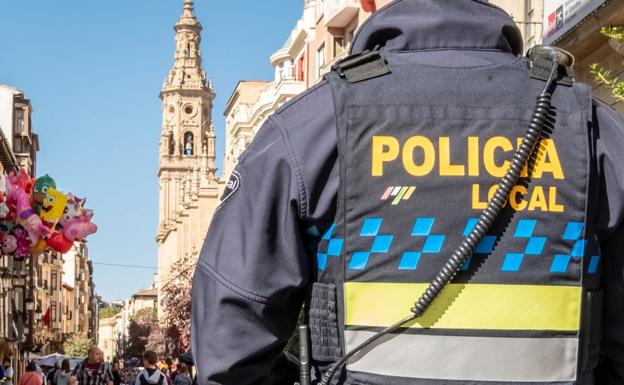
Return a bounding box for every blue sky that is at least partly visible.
[0,1,302,301]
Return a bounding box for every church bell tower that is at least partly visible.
[157,0,223,299]
[158,0,217,236]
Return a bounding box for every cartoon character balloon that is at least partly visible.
[12,227,31,260]
[40,187,67,228]
[63,211,97,241]
[7,173,51,245]
[32,175,56,215]
[0,234,17,255]
[60,194,86,227]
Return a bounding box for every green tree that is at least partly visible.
[590,26,624,102]
[99,307,122,319]
[64,335,92,357]
[125,308,159,358]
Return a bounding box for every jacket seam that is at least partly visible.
[197,258,278,305]
[275,80,328,115]
[269,115,309,220]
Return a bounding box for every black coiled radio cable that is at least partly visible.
[318,58,564,385]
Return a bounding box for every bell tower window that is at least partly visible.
[184,132,194,156]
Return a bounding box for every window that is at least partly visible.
[296,55,305,81]
[334,37,345,57]
[317,43,326,78]
[51,270,57,291]
[51,303,57,322]
[15,110,25,135]
[14,137,23,153]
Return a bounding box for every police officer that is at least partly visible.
[191,1,624,384]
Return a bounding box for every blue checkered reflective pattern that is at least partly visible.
[315,224,344,270]
[349,218,394,270]
[317,218,600,273]
[398,218,446,270]
[460,218,496,271]
[550,223,600,274]
[501,220,548,272]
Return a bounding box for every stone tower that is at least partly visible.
[157,0,224,309]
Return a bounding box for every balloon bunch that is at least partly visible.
[0,170,97,260]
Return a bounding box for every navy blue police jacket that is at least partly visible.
[191,1,624,384]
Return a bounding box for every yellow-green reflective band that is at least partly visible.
[344,282,581,331]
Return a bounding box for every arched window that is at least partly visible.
[184,132,194,156]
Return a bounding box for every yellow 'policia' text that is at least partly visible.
[372,135,566,212]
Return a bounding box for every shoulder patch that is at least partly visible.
[218,170,241,208]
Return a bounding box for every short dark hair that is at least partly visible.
[3,358,10,364]
[142,350,158,366]
[61,359,71,372]
[26,361,37,372]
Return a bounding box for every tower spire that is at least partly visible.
[179,0,198,26]
[162,0,210,92]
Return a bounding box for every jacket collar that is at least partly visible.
[350,0,523,56]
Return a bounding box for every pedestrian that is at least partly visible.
[190,0,624,384]
[133,351,167,385]
[72,346,113,385]
[53,359,71,385]
[158,369,169,385]
[2,358,14,385]
[35,365,45,385]
[47,363,60,385]
[170,365,189,385]
[17,362,42,385]
[110,363,121,385]
[167,361,177,385]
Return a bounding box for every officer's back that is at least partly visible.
[191,1,624,384]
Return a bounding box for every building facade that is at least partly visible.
[491,0,545,52]
[156,0,224,316]
[98,316,117,362]
[61,242,96,341]
[543,0,624,114]
[223,0,391,176]
[128,287,157,317]
[0,85,38,175]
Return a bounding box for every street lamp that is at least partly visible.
[25,298,35,311]
[1,269,11,289]
[12,275,25,288]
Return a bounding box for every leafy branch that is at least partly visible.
[590,26,624,102]
[600,26,624,40]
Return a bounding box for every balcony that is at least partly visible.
[325,0,360,28]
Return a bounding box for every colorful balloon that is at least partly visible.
[46,232,73,254]
[32,175,56,215]
[0,234,17,254]
[63,211,97,241]
[31,238,47,255]
[40,187,67,228]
